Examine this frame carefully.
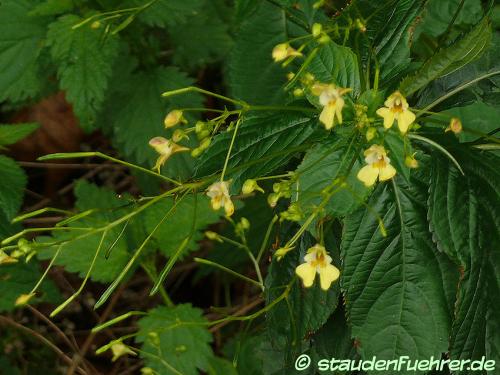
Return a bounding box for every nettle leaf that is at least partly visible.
[265,230,340,365]
[0,156,27,220]
[295,138,369,218]
[0,0,48,102]
[229,2,289,105]
[428,151,500,371]
[126,0,204,28]
[341,175,457,372]
[437,102,500,143]
[415,32,500,111]
[29,0,75,17]
[168,0,232,70]
[418,0,483,38]
[136,304,213,375]
[195,111,320,192]
[308,41,361,95]
[47,15,119,131]
[0,261,60,313]
[143,194,220,257]
[37,181,135,283]
[400,18,492,96]
[0,123,39,147]
[345,0,426,81]
[99,66,203,180]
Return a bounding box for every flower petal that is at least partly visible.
[357,165,379,187]
[397,110,416,134]
[295,263,316,288]
[224,199,234,217]
[378,163,397,181]
[318,264,340,290]
[376,107,395,129]
[319,103,336,130]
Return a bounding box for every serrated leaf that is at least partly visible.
[418,0,483,37]
[47,15,119,131]
[29,0,75,17]
[0,261,60,312]
[136,304,213,375]
[0,156,27,220]
[0,0,48,102]
[229,2,288,105]
[341,175,457,373]
[0,123,39,147]
[343,0,426,81]
[195,111,320,192]
[37,181,135,283]
[168,0,232,70]
[143,194,220,257]
[126,0,204,28]
[428,150,500,372]
[400,18,492,96]
[98,66,203,180]
[308,41,361,95]
[295,139,370,218]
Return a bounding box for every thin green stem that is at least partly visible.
[162,86,247,107]
[256,215,278,263]
[194,258,262,289]
[220,117,242,181]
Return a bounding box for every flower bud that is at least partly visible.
[141,368,155,375]
[405,155,419,169]
[0,251,17,265]
[205,231,222,242]
[366,127,377,141]
[239,217,250,230]
[111,342,136,362]
[272,43,302,62]
[15,293,34,306]
[164,110,184,128]
[275,246,294,261]
[242,179,264,195]
[318,34,331,44]
[446,117,462,134]
[293,88,304,97]
[172,129,188,143]
[312,23,323,37]
[267,193,280,208]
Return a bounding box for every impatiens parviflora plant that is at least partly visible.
[2,0,499,372]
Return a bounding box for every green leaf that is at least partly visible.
[46,15,119,131]
[195,111,320,191]
[207,357,238,375]
[400,18,492,96]
[0,156,27,220]
[98,66,203,180]
[168,0,232,70]
[384,130,411,183]
[265,230,340,360]
[29,0,75,17]
[341,175,457,371]
[295,138,370,218]
[438,102,500,143]
[0,0,48,102]
[229,2,288,105]
[136,304,214,375]
[308,41,361,95]
[143,194,220,257]
[127,0,204,28]
[344,0,426,81]
[428,151,500,371]
[37,181,134,283]
[0,123,39,147]
[0,261,60,312]
[418,0,483,37]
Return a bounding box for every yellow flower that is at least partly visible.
[0,251,17,265]
[446,117,462,134]
[164,110,184,128]
[405,154,419,169]
[207,181,234,216]
[376,91,416,134]
[149,137,189,173]
[357,144,397,187]
[272,43,302,62]
[312,83,351,130]
[295,244,340,290]
[111,342,136,362]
